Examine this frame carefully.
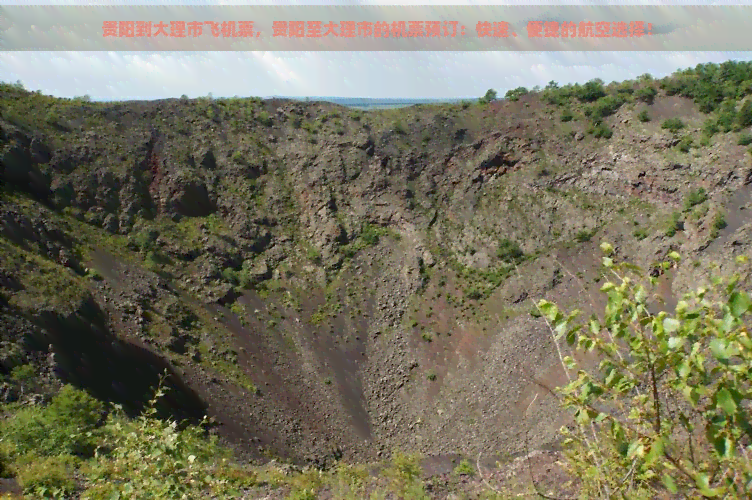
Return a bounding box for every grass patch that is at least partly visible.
[633,227,649,240]
[0,239,90,312]
[665,211,684,237]
[574,228,597,243]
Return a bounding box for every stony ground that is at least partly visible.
[1,73,752,497]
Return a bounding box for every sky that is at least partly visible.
[1,0,750,101]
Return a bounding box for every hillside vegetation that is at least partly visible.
[1,60,752,498]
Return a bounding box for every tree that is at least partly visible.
[505,87,528,102]
[737,99,752,128]
[638,73,654,82]
[480,89,497,104]
[577,79,606,103]
[635,86,658,104]
[537,244,752,498]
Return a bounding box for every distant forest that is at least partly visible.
[278,96,476,109]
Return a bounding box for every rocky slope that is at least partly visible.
[2,69,752,471]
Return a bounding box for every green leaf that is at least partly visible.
[668,250,681,261]
[600,282,615,292]
[729,291,752,318]
[645,437,665,464]
[602,257,614,268]
[563,356,577,370]
[627,440,644,459]
[538,301,557,322]
[675,300,689,315]
[668,336,685,350]
[683,385,700,407]
[565,328,577,346]
[707,423,730,457]
[677,360,691,380]
[600,242,614,255]
[710,339,730,362]
[694,473,721,497]
[662,474,678,494]
[727,274,740,294]
[663,317,680,333]
[716,387,737,415]
[635,286,647,303]
[589,318,601,334]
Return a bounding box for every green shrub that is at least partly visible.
[703,118,720,137]
[306,246,321,262]
[575,229,597,243]
[710,211,728,239]
[257,111,272,126]
[716,101,739,132]
[479,89,497,104]
[360,224,382,246]
[633,228,648,240]
[615,82,635,96]
[677,135,694,153]
[543,85,573,106]
[546,245,752,498]
[83,375,234,499]
[657,61,752,112]
[505,87,528,101]
[129,228,159,252]
[661,118,685,133]
[15,454,79,498]
[635,86,658,104]
[10,364,36,384]
[637,109,651,122]
[588,122,613,139]
[560,109,574,122]
[496,239,524,263]
[586,95,626,121]
[737,133,752,146]
[287,489,317,500]
[577,79,607,103]
[84,268,103,281]
[392,452,422,480]
[1,385,104,458]
[464,287,483,301]
[737,99,752,128]
[665,211,683,237]
[453,459,475,477]
[221,267,239,284]
[684,188,708,211]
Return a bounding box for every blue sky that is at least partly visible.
[1,0,750,100]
